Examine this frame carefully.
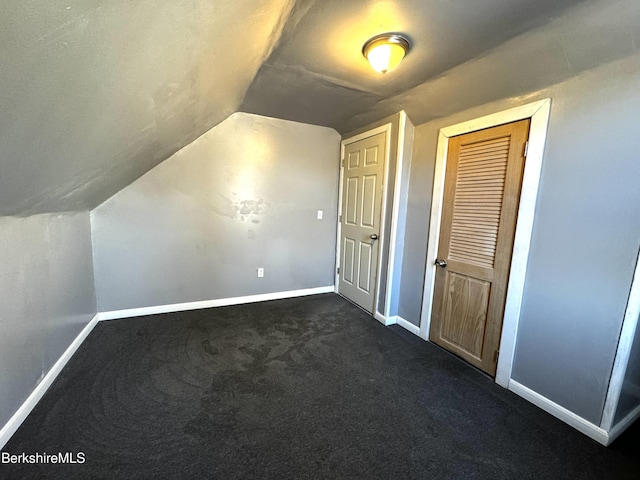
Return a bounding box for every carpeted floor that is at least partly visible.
[2,293,639,479]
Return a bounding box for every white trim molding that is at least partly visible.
[418,99,552,389]
[601,247,640,431]
[0,314,100,450]
[98,286,335,321]
[372,313,420,336]
[396,316,421,336]
[607,403,640,446]
[374,311,398,326]
[384,111,409,318]
[509,380,610,446]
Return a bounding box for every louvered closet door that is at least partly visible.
[430,119,530,376]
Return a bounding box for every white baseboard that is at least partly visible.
[509,380,609,445]
[374,311,397,326]
[0,314,100,450]
[607,403,640,445]
[396,316,421,336]
[373,313,421,334]
[97,286,335,321]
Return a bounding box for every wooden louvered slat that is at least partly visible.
[451,231,498,240]
[453,204,500,212]
[454,197,503,203]
[458,188,508,195]
[456,185,503,190]
[458,176,505,184]
[458,158,507,167]
[451,235,499,245]
[459,150,509,160]
[455,227,502,237]
[453,189,504,195]
[450,242,496,255]
[460,146,510,156]
[460,145,510,154]
[448,135,509,268]
[456,181,506,188]
[452,210,501,216]
[449,250,494,266]
[451,222,500,230]
[450,232,498,242]
[458,153,510,164]
[449,247,495,259]
[457,173,506,180]
[450,244,496,256]
[451,235,498,247]
[458,162,504,174]
[455,197,503,202]
[458,155,508,164]
[450,249,497,259]
[455,195,503,201]
[458,140,510,155]
[452,214,500,224]
[453,203,503,209]
[458,165,507,173]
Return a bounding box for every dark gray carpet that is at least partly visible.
[2,293,639,479]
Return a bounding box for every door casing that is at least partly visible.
[419,99,552,388]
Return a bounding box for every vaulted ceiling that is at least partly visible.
[2,0,638,216]
[241,0,586,128]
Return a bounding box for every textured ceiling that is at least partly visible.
[2,0,638,216]
[0,0,295,215]
[240,0,591,130]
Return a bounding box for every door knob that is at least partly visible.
[370,234,378,240]
[435,259,447,267]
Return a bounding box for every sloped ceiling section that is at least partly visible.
[240,0,591,131]
[0,0,295,216]
[3,0,638,216]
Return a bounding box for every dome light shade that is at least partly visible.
[362,33,410,74]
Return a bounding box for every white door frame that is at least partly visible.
[418,99,551,388]
[336,123,393,323]
[600,246,640,438]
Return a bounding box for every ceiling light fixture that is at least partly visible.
[362,33,411,74]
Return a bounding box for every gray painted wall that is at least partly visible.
[397,127,436,324]
[614,309,640,425]
[397,53,640,424]
[0,212,96,428]
[387,118,415,318]
[92,113,340,312]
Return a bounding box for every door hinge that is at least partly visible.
[494,349,500,363]
[339,214,342,222]
[524,141,529,158]
[341,158,345,167]
[337,267,340,275]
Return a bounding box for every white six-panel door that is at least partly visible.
[339,132,387,313]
